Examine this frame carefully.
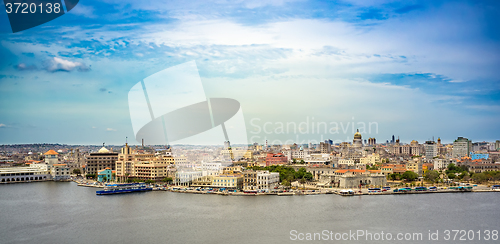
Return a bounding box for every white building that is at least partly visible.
[287,149,311,161]
[0,164,50,183]
[175,170,203,186]
[51,164,71,181]
[433,159,456,171]
[338,159,355,166]
[424,141,437,159]
[256,171,280,192]
[453,137,471,159]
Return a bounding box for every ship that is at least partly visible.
[96,183,153,195]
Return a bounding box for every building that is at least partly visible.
[190,175,214,187]
[496,140,500,151]
[381,164,407,176]
[97,168,114,182]
[424,141,437,159]
[302,166,336,181]
[256,171,279,192]
[423,163,434,173]
[133,161,172,181]
[367,138,376,146]
[437,138,447,155]
[392,140,420,155]
[406,160,423,176]
[84,146,118,177]
[175,170,203,186]
[44,149,59,168]
[287,149,311,161]
[319,142,331,154]
[116,144,177,182]
[266,153,287,166]
[318,169,386,188]
[353,129,362,148]
[360,153,380,166]
[468,163,500,173]
[470,153,489,160]
[453,137,471,159]
[0,164,50,183]
[433,158,456,170]
[221,148,253,161]
[212,173,244,190]
[243,171,258,191]
[51,164,71,181]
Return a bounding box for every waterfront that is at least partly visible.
[1,182,499,244]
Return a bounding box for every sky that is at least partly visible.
[0,0,499,145]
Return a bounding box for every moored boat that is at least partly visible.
[96,183,152,195]
[339,189,354,196]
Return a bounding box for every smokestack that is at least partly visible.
[142,139,144,147]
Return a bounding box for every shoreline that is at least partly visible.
[67,179,500,196]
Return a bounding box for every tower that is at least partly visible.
[353,129,362,148]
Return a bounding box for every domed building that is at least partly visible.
[353,129,363,148]
[98,146,110,153]
[84,144,118,178]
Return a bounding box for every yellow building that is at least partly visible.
[115,144,177,181]
[360,153,380,166]
[221,148,253,160]
[222,166,243,174]
[406,160,423,175]
[212,174,243,189]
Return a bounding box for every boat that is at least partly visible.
[96,183,152,195]
[339,189,354,196]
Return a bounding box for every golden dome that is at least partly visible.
[354,129,362,139]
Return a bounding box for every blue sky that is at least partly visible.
[0,0,499,145]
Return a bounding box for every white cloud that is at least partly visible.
[0,123,7,128]
[106,128,117,131]
[45,57,90,72]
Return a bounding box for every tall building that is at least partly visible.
[367,138,376,146]
[319,142,331,154]
[43,150,59,168]
[424,141,437,159]
[115,143,176,182]
[84,146,118,177]
[437,137,446,155]
[352,129,362,148]
[453,137,471,159]
[392,140,420,155]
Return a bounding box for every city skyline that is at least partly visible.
[1,0,499,145]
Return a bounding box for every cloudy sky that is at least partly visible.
[0,0,499,145]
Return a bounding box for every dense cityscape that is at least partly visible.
[2,130,499,195]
